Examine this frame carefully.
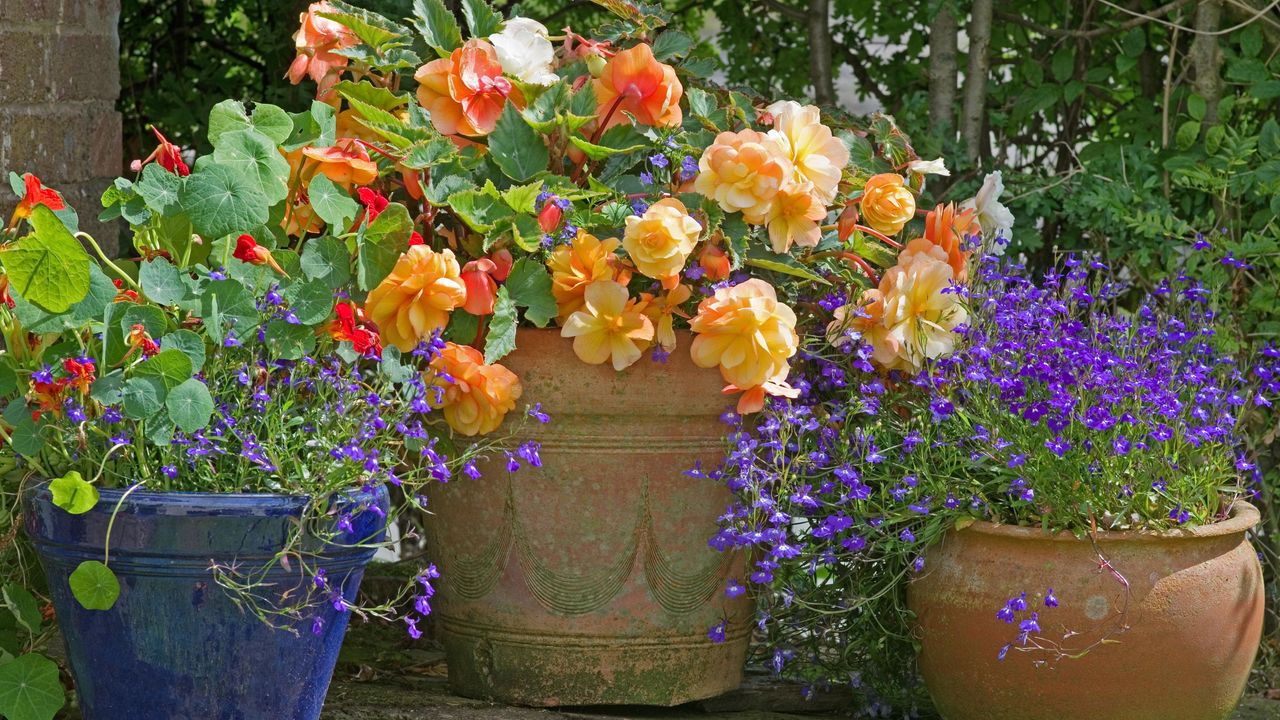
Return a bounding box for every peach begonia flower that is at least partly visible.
[859,173,916,236]
[561,280,655,371]
[765,100,849,204]
[693,129,791,220]
[638,283,692,352]
[365,246,468,352]
[415,39,524,137]
[922,202,978,280]
[763,181,826,254]
[593,43,683,130]
[689,279,799,410]
[286,2,357,96]
[874,245,967,373]
[428,342,523,436]
[547,231,632,322]
[622,198,701,289]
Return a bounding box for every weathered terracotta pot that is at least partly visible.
[425,329,751,706]
[908,502,1264,720]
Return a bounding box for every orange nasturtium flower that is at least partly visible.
[689,279,800,413]
[428,342,523,436]
[365,246,468,352]
[547,230,632,322]
[592,43,683,130]
[286,1,358,96]
[8,174,65,227]
[859,173,917,236]
[560,280,654,371]
[415,39,524,137]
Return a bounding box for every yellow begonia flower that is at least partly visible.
[547,231,632,323]
[622,198,701,289]
[689,278,799,392]
[561,281,655,371]
[763,180,826,254]
[859,173,916,236]
[638,283,692,352]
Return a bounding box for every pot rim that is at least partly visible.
[960,500,1259,542]
[28,480,386,513]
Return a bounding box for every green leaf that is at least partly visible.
[212,129,290,205]
[0,653,65,720]
[744,256,829,285]
[501,182,543,214]
[412,0,463,57]
[133,349,193,392]
[209,100,293,146]
[504,258,556,327]
[2,402,42,457]
[10,264,114,333]
[448,188,510,233]
[308,174,359,229]
[139,258,188,305]
[69,561,119,611]
[489,104,549,182]
[1175,120,1201,150]
[200,279,258,344]
[263,319,316,360]
[317,2,407,50]
[401,137,457,170]
[443,310,480,344]
[119,303,167,339]
[1187,94,1206,121]
[461,0,503,36]
[1204,124,1226,155]
[652,30,694,60]
[1,205,91,313]
[1051,50,1073,83]
[568,124,648,160]
[159,329,206,372]
[179,162,269,241]
[121,376,166,419]
[507,214,544,252]
[166,378,214,433]
[134,163,182,215]
[334,80,410,112]
[483,287,518,363]
[49,471,98,515]
[358,203,412,290]
[0,362,16,397]
[284,280,335,325]
[300,236,352,289]
[284,101,338,151]
[2,584,42,635]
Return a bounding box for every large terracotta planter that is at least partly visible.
[425,329,750,706]
[908,502,1264,720]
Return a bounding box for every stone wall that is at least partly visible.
[0,0,122,251]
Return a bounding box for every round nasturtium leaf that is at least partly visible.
[48,471,98,515]
[0,652,66,720]
[69,561,120,611]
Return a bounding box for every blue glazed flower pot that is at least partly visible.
[24,482,389,720]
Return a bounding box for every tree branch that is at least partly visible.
[927,4,959,137]
[961,0,994,164]
[995,0,1195,39]
[757,0,807,22]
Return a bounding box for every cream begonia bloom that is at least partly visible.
[622,198,702,289]
[961,170,1015,254]
[561,280,655,371]
[689,279,799,391]
[693,129,792,220]
[765,100,850,204]
[877,241,968,373]
[489,17,558,86]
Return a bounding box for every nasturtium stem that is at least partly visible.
[103,479,146,565]
[77,232,141,291]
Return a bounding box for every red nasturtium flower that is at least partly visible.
[328,302,382,357]
[408,231,425,247]
[8,174,65,227]
[62,357,96,396]
[592,43,683,131]
[111,278,140,303]
[126,324,161,360]
[133,127,190,176]
[356,188,390,222]
[233,234,289,277]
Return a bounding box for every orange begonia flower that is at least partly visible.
[286,1,358,96]
[299,138,379,188]
[428,342,523,436]
[922,202,978,281]
[415,39,524,137]
[859,173,916,236]
[547,231,632,323]
[592,43,683,130]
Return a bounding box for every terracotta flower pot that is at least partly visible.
[908,502,1264,720]
[425,329,750,706]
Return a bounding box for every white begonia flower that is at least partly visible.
[908,158,949,177]
[961,170,1015,255]
[489,17,558,86]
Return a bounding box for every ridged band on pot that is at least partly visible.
[24,482,389,720]
[908,501,1263,720]
[426,329,751,706]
